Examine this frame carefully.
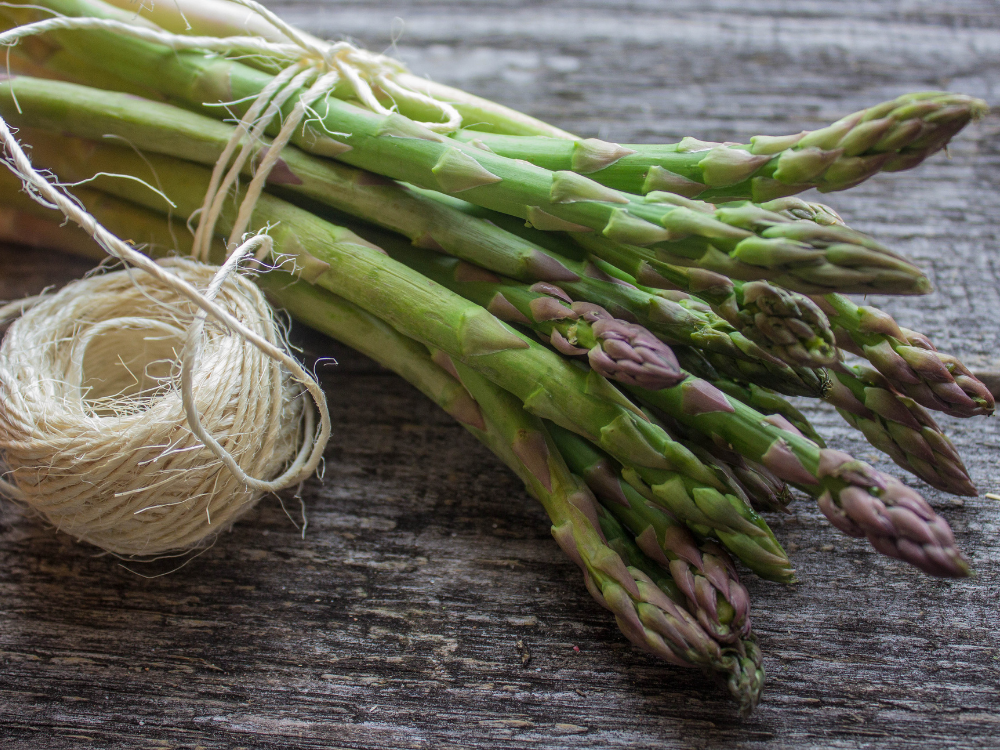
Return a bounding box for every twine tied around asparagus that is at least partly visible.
[0,0,463,261]
[0,0,462,133]
[0,3,350,554]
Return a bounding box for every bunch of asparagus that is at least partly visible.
[0,0,993,714]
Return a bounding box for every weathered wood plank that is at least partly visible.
[1,1,998,748]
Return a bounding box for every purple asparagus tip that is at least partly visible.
[572,303,685,390]
[816,449,970,577]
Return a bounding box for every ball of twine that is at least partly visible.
[0,258,311,557]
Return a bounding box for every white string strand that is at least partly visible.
[225,69,342,252]
[190,60,309,262]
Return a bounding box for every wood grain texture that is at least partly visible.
[1,1,999,747]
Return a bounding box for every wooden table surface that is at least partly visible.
[1,1,999,748]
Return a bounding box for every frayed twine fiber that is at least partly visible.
[0,258,308,557]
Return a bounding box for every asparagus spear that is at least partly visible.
[9,43,964,578]
[412,186,840,373]
[14,128,793,577]
[333,196,821,511]
[95,0,579,139]
[20,0,932,296]
[571,226,838,366]
[11,132,966,578]
[374,243,685,391]
[0,74,833,399]
[0,75,838,382]
[374,235,825,399]
[450,91,988,201]
[549,423,756,642]
[719,456,794,515]
[274,280,744,682]
[707,378,824,447]
[633,380,969,577]
[753,201,994,419]
[673,341,831,400]
[814,294,995,418]
[741,197,994,420]
[594,504,764,714]
[372,240,796,545]
[118,0,976,206]
[570,238,838,366]
[825,364,976,496]
[252,269,777,706]
[630,401,796,515]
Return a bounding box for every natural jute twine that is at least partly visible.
[0,258,309,556]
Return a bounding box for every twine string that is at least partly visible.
[190,59,310,262]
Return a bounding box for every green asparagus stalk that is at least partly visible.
[736,202,993,420]
[719,456,794,515]
[0,74,833,399]
[411,186,841,373]
[276,279,754,685]
[374,242,685,391]
[370,239,796,554]
[595,505,764,714]
[449,91,988,201]
[94,0,579,139]
[0,74,591,284]
[549,423,757,639]
[629,401,796,515]
[13,128,793,577]
[598,507,765,715]
[761,198,846,227]
[569,227,838,367]
[707,378,824,447]
[743,197,994,420]
[0,75,838,384]
[7,19,967,577]
[17,0,932,296]
[632,380,970,577]
[374,236,826,402]
[579,244,834,363]
[825,364,976,496]
[672,340,831,400]
[813,294,995,418]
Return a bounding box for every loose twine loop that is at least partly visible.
[0,0,459,556]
